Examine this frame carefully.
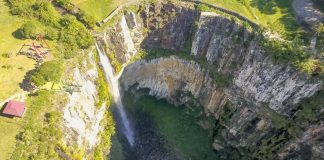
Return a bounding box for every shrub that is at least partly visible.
[262,38,309,64]
[31,60,64,86]
[33,1,60,26]
[10,91,65,160]
[7,0,36,17]
[54,0,74,11]
[297,59,319,73]
[45,27,59,40]
[17,21,42,39]
[107,52,123,74]
[295,91,324,124]
[58,30,79,58]
[77,10,97,29]
[58,15,93,58]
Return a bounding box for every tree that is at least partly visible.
[17,21,41,39]
[45,27,59,40]
[58,15,93,58]
[33,1,60,26]
[31,60,64,86]
[77,10,97,28]
[8,0,36,17]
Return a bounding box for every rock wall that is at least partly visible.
[191,11,322,116]
[101,2,323,159]
[63,51,105,153]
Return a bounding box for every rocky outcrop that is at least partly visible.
[120,56,225,114]
[99,2,197,63]
[293,0,324,29]
[191,12,322,116]
[63,51,105,152]
[102,1,323,159]
[101,13,142,63]
[139,2,197,51]
[278,122,324,160]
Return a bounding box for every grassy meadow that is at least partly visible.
[202,0,302,38]
[0,2,35,159]
[0,0,36,101]
[71,0,129,22]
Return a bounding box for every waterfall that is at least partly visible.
[95,43,135,146]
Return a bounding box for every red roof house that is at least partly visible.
[2,100,26,117]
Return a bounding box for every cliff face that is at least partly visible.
[63,51,105,153]
[191,11,322,116]
[100,2,323,159]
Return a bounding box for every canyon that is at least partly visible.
[95,1,323,159]
[99,3,324,159]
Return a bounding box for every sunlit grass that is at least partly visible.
[71,0,130,21]
[202,0,300,37]
[0,1,36,101]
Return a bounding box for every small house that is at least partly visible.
[2,100,26,117]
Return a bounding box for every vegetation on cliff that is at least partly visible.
[10,91,67,160]
[2,0,116,159]
[196,2,324,77]
[31,60,65,86]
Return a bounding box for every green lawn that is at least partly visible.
[71,0,129,22]
[0,0,36,101]
[202,0,301,38]
[0,116,22,160]
[0,1,36,159]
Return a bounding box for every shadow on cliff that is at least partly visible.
[139,3,198,55]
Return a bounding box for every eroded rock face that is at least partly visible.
[278,122,324,160]
[63,51,105,151]
[292,0,324,29]
[101,13,141,63]
[101,2,323,159]
[191,12,322,115]
[121,56,225,114]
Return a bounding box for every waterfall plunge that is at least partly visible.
[95,43,135,146]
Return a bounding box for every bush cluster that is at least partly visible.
[11,91,64,160]
[17,21,42,39]
[53,0,97,28]
[58,15,93,58]
[8,0,93,58]
[31,60,64,86]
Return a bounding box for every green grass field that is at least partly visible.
[202,0,301,38]
[0,1,36,159]
[71,0,129,22]
[0,116,22,160]
[0,1,36,101]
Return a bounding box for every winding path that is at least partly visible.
[97,0,260,29]
[97,0,140,26]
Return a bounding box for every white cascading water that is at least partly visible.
[95,43,135,146]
